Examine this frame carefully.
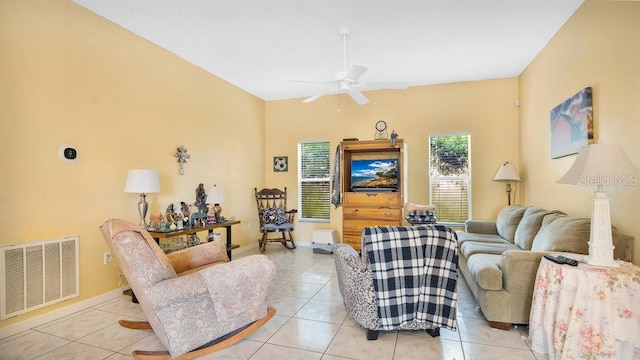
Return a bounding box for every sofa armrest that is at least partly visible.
[500,250,546,294]
[613,234,634,263]
[465,220,498,235]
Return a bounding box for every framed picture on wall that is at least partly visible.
[550,87,594,159]
[273,156,288,172]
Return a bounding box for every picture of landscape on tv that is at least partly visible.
[350,159,399,190]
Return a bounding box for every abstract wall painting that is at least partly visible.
[550,87,594,159]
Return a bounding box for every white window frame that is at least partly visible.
[297,140,331,223]
[428,132,472,225]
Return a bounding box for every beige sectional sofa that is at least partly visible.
[456,205,634,330]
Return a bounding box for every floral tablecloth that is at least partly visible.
[529,257,640,359]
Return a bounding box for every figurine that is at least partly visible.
[195,183,207,215]
[149,213,163,230]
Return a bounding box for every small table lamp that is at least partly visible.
[206,185,225,222]
[125,169,161,228]
[557,143,639,267]
[494,161,521,205]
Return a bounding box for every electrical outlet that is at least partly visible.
[104,252,112,265]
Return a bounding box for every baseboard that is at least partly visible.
[232,241,312,257]
[0,286,129,340]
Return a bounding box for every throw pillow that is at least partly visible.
[261,207,287,225]
[495,205,527,243]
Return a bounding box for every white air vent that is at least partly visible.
[1,236,79,320]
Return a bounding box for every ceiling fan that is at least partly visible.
[290,26,408,105]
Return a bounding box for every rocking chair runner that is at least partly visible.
[254,187,297,252]
[100,219,276,360]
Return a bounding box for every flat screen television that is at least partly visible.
[350,158,399,192]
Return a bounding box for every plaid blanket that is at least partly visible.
[362,225,458,331]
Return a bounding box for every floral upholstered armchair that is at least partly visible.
[334,225,459,340]
[100,219,276,359]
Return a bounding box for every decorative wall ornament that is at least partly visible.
[273,156,288,172]
[550,87,594,159]
[174,145,190,174]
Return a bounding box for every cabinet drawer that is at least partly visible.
[343,192,401,206]
[343,219,401,233]
[343,207,401,220]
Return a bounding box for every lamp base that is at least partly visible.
[138,193,149,229]
[585,242,619,267]
[585,190,619,268]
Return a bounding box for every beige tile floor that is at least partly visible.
[0,246,546,360]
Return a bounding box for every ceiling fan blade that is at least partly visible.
[348,91,369,105]
[345,64,368,81]
[303,90,330,103]
[288,79,329,85]
[365,82,409,90]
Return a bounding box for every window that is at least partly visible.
[298,140,330,222]
[429,134,471,224]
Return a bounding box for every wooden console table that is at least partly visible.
[148,220,241,259]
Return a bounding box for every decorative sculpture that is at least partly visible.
[195,183,208,215]
[174,145,190,175]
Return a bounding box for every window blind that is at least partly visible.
[299,141,330,221]
[429,134,471,223]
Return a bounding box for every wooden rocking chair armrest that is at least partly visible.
[286,209,298,214]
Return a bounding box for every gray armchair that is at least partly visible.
[334,225,459,340]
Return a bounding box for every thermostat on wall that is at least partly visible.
[58,144,78,163]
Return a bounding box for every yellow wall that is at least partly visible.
[265,78,520,241]
[0,0,265,327]
[519,0,640,263]
[4,0,636,330]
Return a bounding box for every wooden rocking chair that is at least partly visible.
[254,187,297,253]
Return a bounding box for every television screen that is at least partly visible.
[350,158,399,191]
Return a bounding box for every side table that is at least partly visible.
[529,256,640,359]
[147,220,241,259]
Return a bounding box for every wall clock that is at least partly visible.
[374,120,388,139]
[273,156,288,172]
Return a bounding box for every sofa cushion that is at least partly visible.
[466,254,503,291]
[514,207,558,250]
[456,232,509,246]
[496,205,527,243]
[460,241,520,258]
[531,213,590,254]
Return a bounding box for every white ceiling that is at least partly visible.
[72,0,584,102]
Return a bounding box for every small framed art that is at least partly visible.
[273,156,288,172]
[550,87,594,159]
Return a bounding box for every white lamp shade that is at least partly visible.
[493,162,521,182]
[124,169,161,193]
[206,185,225,204]
[557,143,639,186]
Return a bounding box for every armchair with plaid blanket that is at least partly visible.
[334,225,459,340]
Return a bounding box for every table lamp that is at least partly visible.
[206,185,225,222]
[125,169,161,228]
[493,161,521,205]
[557,143,639,267]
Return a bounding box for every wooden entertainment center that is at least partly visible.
[341,139,408,251]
